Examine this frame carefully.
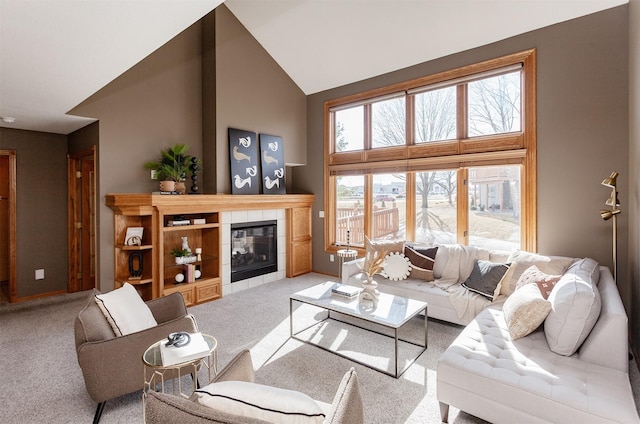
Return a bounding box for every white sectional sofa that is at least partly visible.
[341,242,639,423]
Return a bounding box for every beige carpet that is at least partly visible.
[1,273,638,423]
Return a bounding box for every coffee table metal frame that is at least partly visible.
[290,282,427,378]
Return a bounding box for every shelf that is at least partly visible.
[116,278,153,286]
[163,223,219,232]
[118,244,154,250]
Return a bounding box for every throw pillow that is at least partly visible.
[94,283,157,336]
[403,244,438,281]
[461,260,510,301]
[195,381,325,424]
[381,252,411,281]
[502,283,552,340]
[514,265,562,299]
[544,265,601,356]
[502,251,575,296]
[365,237,404,258]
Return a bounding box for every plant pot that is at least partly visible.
[175,181,186,194]
[159,180,176,192]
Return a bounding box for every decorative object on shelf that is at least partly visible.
[128,251,143,279]
[183,263,196,283]
[144,144,199,194]
[181,236,191,254]
[190,157,199,194]
[599,171,621,283]
[125,227,144,246]
[195,247,202,262]
[175,272,185,283]
[228,128,260,194]
[259,133,286,194]
[171,247,197,265]
[167,215,190,226]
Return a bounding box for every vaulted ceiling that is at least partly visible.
[0,0,627,134]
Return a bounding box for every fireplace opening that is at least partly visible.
[231,220,277,282]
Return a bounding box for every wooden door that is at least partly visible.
[0,155,8,282]
[68,148,96,292]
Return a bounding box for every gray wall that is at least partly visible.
[213,5,307,194]
[0,128,68,298]
[70,6,307,292]
[628,0,640,358]
[300,6,631,308]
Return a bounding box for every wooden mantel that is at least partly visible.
[105,193,315,305]
[105,193,315,212]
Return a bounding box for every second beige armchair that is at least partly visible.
[145,349,364,424]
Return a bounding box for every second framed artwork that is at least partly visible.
[259,134,286,194]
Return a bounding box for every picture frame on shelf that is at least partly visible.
[228,128,260,194]
[259,133,285,194]
[125,227,144,246]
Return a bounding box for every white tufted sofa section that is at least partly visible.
[437,267,639,423]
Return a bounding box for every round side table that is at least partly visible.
[142,333,217,399]
[336,249,358,281]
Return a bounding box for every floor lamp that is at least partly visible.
[599,171,621,283]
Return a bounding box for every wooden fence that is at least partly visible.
[336,207,399,245]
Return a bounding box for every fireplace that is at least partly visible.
[231,220,277,282]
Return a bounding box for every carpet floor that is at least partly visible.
[1,273,639,423]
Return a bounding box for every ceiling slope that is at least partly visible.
[0,0,628,134]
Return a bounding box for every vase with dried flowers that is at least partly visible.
[359,240,388,307]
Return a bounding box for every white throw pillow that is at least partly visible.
[381,252,411,281]
[94,283,157,336]
[502,283,552,340]
[544,262,601,356]
[502,251,575,296]
[195,381,325,424]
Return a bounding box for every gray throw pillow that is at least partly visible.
[461,260,510,301]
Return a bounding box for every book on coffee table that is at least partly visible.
[331,284,361,299]
[160,332,210,366]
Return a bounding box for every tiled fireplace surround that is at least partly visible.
[221,209,286,296]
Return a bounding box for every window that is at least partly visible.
[325,50,536,253]
[335,106,364,152]
[372,97,405,148]
[414,86,456,143]
[468,165,521,250]
[415,170,457,245]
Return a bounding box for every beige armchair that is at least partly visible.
[145,349,364,424]
[74,289,198,424]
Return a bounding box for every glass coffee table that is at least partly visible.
[290,282,427,378]
[142,334,218,398]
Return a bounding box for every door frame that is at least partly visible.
[67,146,97,293]
[1,150,17,302]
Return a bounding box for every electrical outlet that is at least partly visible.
[330,254,334,262]
[150,170,157,180]
[319,210,324,218]
[35,269,44,280]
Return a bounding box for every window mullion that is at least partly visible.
[457,168,469,245]
[457,84,468,145]
[364,174,374,239]
[406,173,416,241]
[364,104,372,150]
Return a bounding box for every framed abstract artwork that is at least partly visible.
[259,134,286,194]
[229,128,260,194]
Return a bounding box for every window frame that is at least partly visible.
[324,49,537,253]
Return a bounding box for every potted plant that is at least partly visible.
[145,144,194,193]
[170,247,196,265]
